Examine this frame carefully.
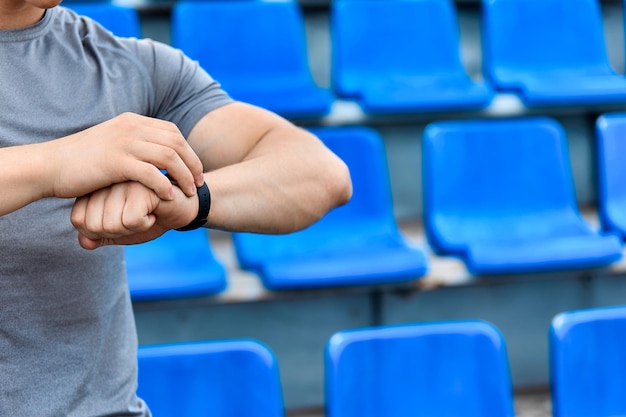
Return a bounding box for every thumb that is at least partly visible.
[78,226,168,249]
[77,233,105,250]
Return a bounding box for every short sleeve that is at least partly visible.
[133,39,233,137]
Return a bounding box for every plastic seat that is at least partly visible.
[330,0,493,114]
[125,229,227,301]
[482,0,626,107]
[65,3,141,38]
[232,126,428,290]
[138,339,284,417]
[422,117,623,275]
[325,320,515,417]
[550,305,626,417]
[596,113,626,240]
[171,1,333,119]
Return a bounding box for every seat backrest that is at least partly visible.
[422,117,581,244]
[423,117,578,215]
[482,0,613,85]
[550,305,626,417]
[124,229,227,300]
[138,340,285,417]
[171,1,314,91]
[596,113,626,233]
[307,126,395,225]
[233,126,400,268]
[66,3,142,38]
[331,0,468,96]
[325,320,514,417]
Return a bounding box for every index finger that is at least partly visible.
[139,117,205,189]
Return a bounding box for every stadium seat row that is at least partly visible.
[125,113,626,300]
[67,0,626,118]
[137,303,626,417]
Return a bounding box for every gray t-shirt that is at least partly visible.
[0,7,231,416]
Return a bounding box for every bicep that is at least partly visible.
[186,101,294,171]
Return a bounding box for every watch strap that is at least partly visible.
[176,182,211,231]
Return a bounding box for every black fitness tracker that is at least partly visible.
[176,182,211,231]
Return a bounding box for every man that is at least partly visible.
[0,0,352,415]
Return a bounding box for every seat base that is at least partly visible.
[259,247,428,290]
[125,229,227,301]
[518,75,626,107]
[466,234,623,275]
[358,78,493,114]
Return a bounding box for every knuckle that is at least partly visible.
[161,147,179,163]
[102,219,121,235]
[121,220,136,232]
[122,213,143,231]
[84,218,100,234]
[70,211,83,228]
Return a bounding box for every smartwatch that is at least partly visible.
[176,182,211,231]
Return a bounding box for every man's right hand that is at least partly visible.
[46,112,204,201]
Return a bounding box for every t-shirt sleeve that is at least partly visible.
[133,39,233,138]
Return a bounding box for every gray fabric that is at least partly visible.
[0,7,232,416]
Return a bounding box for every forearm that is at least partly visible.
[0,112,204,218]
[0,142,54,216]
[203,127,352,234]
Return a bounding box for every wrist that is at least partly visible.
[31,141,59,199]
[179,191,200,228]
[176,181,211,231]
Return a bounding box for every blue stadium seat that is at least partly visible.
[550,305,626,417]
[65,3,141,38]
[325,320,515,417]
[232,126,428,290]
[422,117,623,275]
[171,1,333,119]
[330,0,493,114]
[596,113,626,240]
[482,0,626,107]
[138,339,284,417]
[125,229,227,301]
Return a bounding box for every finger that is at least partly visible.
[71,195,107,241]
[101,184,132,236]
[70,196,89,231]
[77,233,103,250]
[129,141,200,198]
[122,162,175,201]
[137,117,205,187]
[122,210,157,233]
[83,190,126,239]
[82,226,167,248]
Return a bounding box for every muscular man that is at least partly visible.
[0,1,351,415]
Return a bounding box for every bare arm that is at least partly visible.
[189,102,352,234]
[71,102,352,248]
[0,113,203,217]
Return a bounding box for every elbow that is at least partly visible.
[327,156,353,209]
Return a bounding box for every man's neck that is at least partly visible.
[0,3,45,30]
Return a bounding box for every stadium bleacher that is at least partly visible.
[125,228,227,301]
[171,1,334,119]
[596,112,626,240]
[550,305,626,417]
[233,125,429,290]
[64,0,626,415]
[330,0,494,114]
[422,116,623,275]
[325,319,515,417]
[482,0,626,108]
[137,339,285,416]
